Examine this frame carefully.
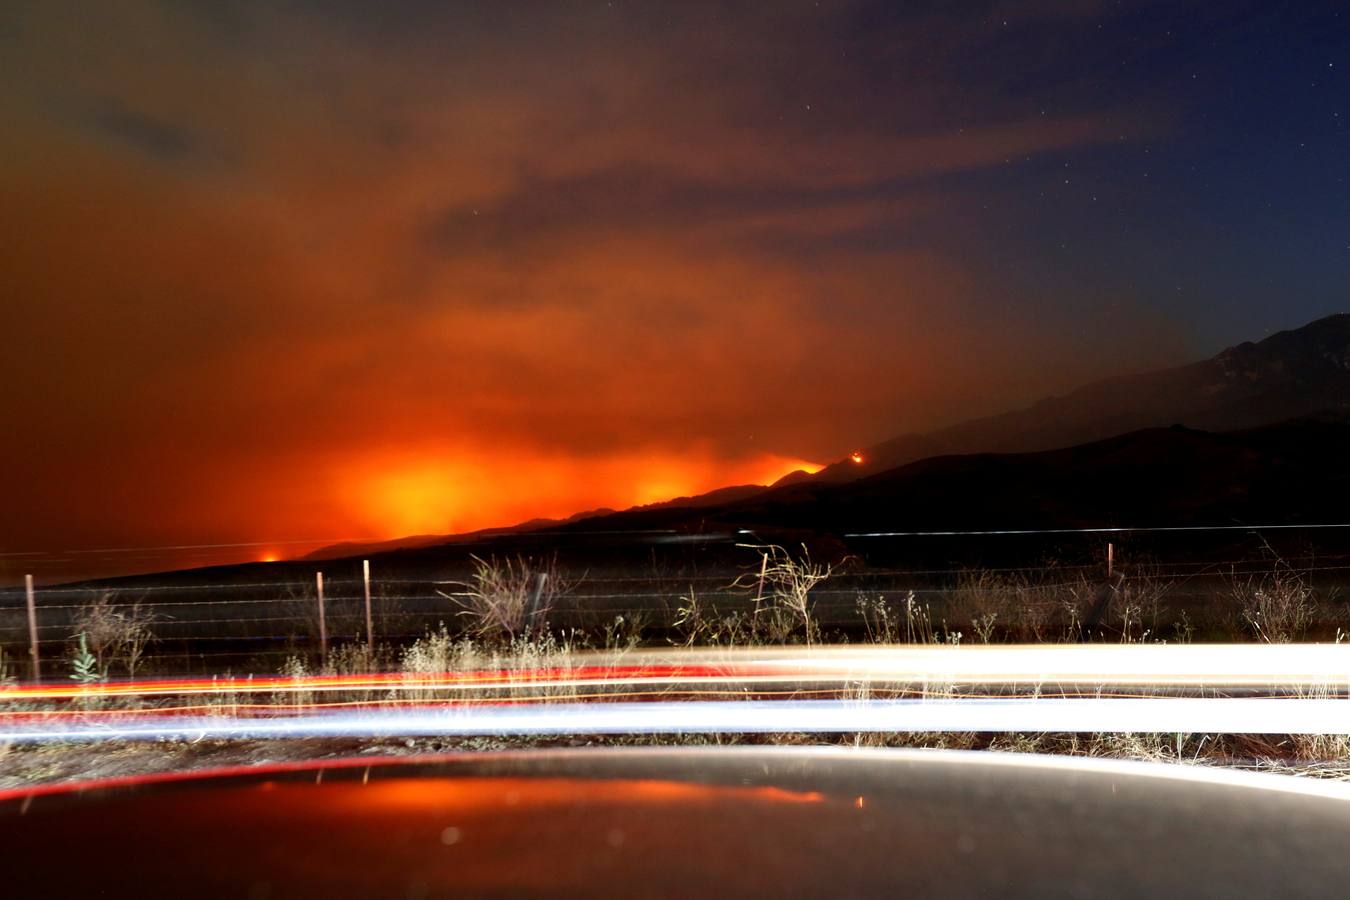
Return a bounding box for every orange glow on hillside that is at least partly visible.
[335,448,822,539]
[850,450,865,464]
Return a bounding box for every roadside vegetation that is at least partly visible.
[4,544,1350,785]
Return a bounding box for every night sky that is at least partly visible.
[3,2,1348,576]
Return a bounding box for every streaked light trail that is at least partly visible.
[845,522,1350,537]
[5,645,1350,744]
[7,644,1350,702]
[7,697,1350,744]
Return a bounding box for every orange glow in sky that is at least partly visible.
[336,449,822,539]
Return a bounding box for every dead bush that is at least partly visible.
[440,555,571,642]
[72,592,155,677]
[1235,566,1315,643]
[733,544,834,645]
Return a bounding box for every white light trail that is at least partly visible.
[7,644,1350,702]
[9,697,1350,744]
[845,522,1350,537]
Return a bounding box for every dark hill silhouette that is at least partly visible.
[560,413,1350,536]
[814,313,1350,481]
[302,506,619,561]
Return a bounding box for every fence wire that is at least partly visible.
[4,527,1350,680]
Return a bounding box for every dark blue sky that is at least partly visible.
[949,1,1349,350]
[772,1,1349,350]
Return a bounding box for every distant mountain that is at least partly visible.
[563,412,1350,536]
[814,313,1350,481]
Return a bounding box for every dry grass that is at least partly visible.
[1235,565,1316,643]
[397,625,585,706]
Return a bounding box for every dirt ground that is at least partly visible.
[0,735,578,790]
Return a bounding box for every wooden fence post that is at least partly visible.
[362,559,374,654]
[753,552,768,615]
[24,574,39,682]
[524,572,548,636]
[316,571,328,660]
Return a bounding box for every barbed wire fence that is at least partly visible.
[3,524,1349,681]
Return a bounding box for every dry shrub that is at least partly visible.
[73,592,155,677]
[601,613,647,652]
[672,587,712,647]
[673,588,758,647]
[856,594,903,644]
[1110,562,1174,643]
[398,626,582,705]
[1086,731,1201,764]
[944,564,1176,644]
[1283,681,1350,762]
[440,555,569,642]
[1235,566,1314,643]
[281,583,325,650]
[276,655,313,708]
[323,642,379,676]
[855,591,970,645]
[400,625,471,675]
[946,571,1063,642]
[733,544,833,645]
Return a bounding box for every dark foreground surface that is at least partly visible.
[3,747,1350,898]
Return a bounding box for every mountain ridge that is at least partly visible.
[814,312,1350,481]
[554,410,1350,538]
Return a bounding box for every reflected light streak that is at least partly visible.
[6,748,1350,809]
[337,777,823,812]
